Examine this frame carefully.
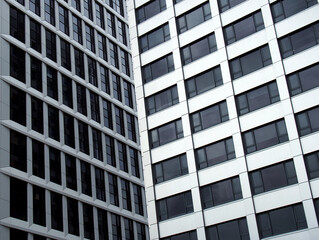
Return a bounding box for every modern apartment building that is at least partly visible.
[0,0,148,239]
[128,0,319,239]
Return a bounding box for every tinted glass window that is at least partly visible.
[304,151,319,179]
[295,106,319,137]
[136,0,166,24]
[139,23,170,53]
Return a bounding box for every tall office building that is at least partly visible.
[128,0,319,239]
[0,0,148,239]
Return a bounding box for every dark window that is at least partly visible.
[124,218,134,240]
[224,10,264,45]
[123,81,133,108]
[84,0,93,20]
[200,176,242,208]
[121,179,132,211]
[30,56,42,92]
[59,5,69,35]
[157,191,193,221]
[32,139,44,179]
[64,113,75,148]
[174,0,184,4]
[101,65,110,94]
[150,119,183,148]
[78,121,89,154]
[33,234,46,240]
[217,0,246,13]
[49,147,61,184]
[162,230,197,240]
[110,41,119,68]
[45,0,55,26]
[146,85,178,115]
[106,135,116,167]
[109,173,119,206]
[31,97,43,133]
[121,49,130,76]
[10,177,27,220]
[177,2,211,34]
[250,160,297,195]
[10,130,27,172]
[62,75,73,108]
[112,73,122,101]
[10,85,26,126]
[83,203,94,240]
[190,100,228,133]
[98,34,108,62]
[15,0,25,5]
[195,137,235,170]
[229,45,272,80]
[118,20,127,45]
[111,0,125,16]
[137,222,147,240]
[65,154,77,191]
[81,161,92,196]
[72,15,82,44]
[10,229,27,240]
[85,24,95,53]
[111,213,122,240]
[46,29,56,62]
[47,66,58,100]
[139,24,170,53]
[10,44,25,83]
[103,99,113,129]
[30,19,41,53]
[287,63,319,96]
[142,53,174,83]
[295,106,319,137]
[181,33,217,65]
[96,2,105,29]
[33,186,46,226]
[95,167,106,201]
[304,151,319,179]
[236,81,280,115]
[72,0,81,11]
[130,147,140,178]
[67,198,79,236]
[60,39,71,70]
[257,203,307,238]
[271,0,317,23]
[243,119,288,154]
[115,106,125,136]
[127,113,137,142]
[186,66,223,98]
[154,154,188,184]
[76,83,87,116]
[118,141,128,172]
[88,57,98,86]
[206,218,250,240]
[30,0,40,16]
[90,91,100,123]
[10,6,25,43]
[136,0,166,24]
[51,192,63,231]
[133,184,144,216]
[278,22,319,59]
[98,209,108,240]
[92,128,102,161]
[107,11,116,37]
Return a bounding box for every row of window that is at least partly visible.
[10,177,146,239]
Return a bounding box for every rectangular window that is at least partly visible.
[10,44,25,83]
[96,2,105,29]
[32,139,44,179]
[83,203,94,239]
[136,0,166,24]
[124,218,134,239]
[46,29,56,62]
[110,41,119,68]
[107,11,116,37]
[195,137,235,170]
[84,0,93,20]
[103,99,113,129]
[121,179,131,211]
[49,147,61,185]
[146,85,178,115]
[59,5,69,35]
[115,106,125,136]
[206,218,249,240]
[123,81,133,108]
[190,100,228,133]
[177,2,211,34]
[112,73,122,101]
[200,176,242,208]
[142,53,174,83]
[45,0,55,26]
[62,75,73,108]
[153,154,188,184]
[33,186,46,226]
[60,39,71,70]
[30,56,42,92]
[120,49,130,76]
[85,24,95,53]
[110,0,124,16]
[139,24,170,53]
[150,119,183,148]
[10,177,27,220]
[95,167,106,201]
[51,192,63,231]
[98,34,108,62]
[74,48,84,78]
[106,135,116,166]
[111,213,122,239]
[224,10,264,45]
[10,229,27,240]
[130,147,140,178]
[271,0,317,23]
[217,0,246,13]
[118,20,127,45]
[76,83,87,116]
[81,161,92,196]
[133,184,144,216]
[10,6,25,43]
[98,209,108,240]
[30,19,41,53]
[10,130,26,172]
[47,66,58,100]
[242,119,288,154]
[287,63,319,96]
[109,173,119,206]
[118,141,128,172]
[92,128,103,161]
[72,15,82,44]
[229,45,272,80]
[67,198,79,236]
[31,96,43,133]
[65,154,77,191]
[72,0,81,11]
[10,85,26,126]
[181,33,217,65]
[162,230,197,240]
[78,121,89,154]
[127,113,137,142]
[64,113,75,148]
[304,151,319,180]
[250,160,298,195]
[101,65,110,94]
[295,106,319,137]
[186,66,223,98]
[236,81,280,115]
[257,203,307,238]
[90,91,100,123]
[88,56,97,86]
[157,191,193,221]
[137,223,147,240]
[30,0,40,16]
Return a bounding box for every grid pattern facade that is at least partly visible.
[0,0,148,239]
[128,0,319,239]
